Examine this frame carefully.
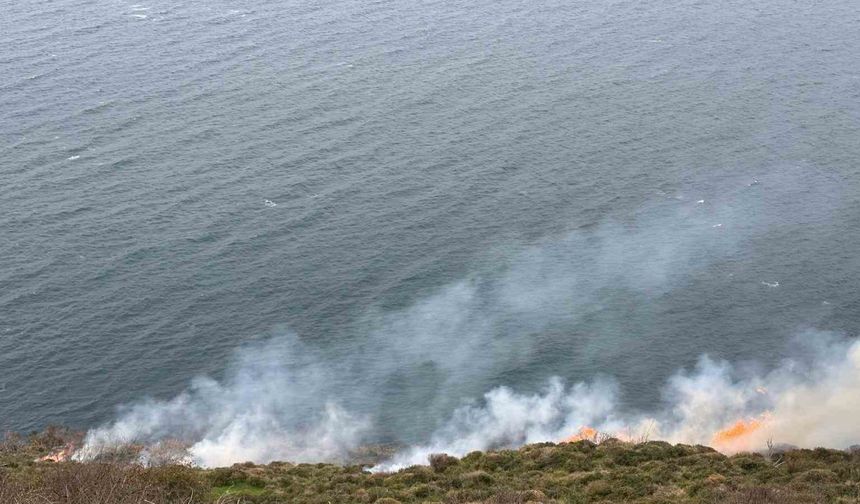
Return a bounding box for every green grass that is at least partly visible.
[4,430,860,503]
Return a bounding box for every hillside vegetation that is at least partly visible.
[2,428,860,503]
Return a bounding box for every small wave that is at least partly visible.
[264,199,277,207]
[761,281,779,288]
[67,155,80,161]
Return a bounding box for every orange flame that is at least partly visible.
[561,415,773,452]
[711,414,771,452]
[562,426,599,443]
[37,443,75,463]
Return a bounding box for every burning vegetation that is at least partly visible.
[4,428,860,503]
[711,415,770,453]
[36,443,76,463]
[559,414,773,457]
[561,426,601,444]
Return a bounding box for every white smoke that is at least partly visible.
[762,336,860,449]
[77,172,855,469]
[78,329,860,471]
[373,378,625,471]
[374,332,860,471]
[187,402,366,468]
[77,337,369,466]
[346,193,751,432]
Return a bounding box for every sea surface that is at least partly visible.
[2,0,860,441]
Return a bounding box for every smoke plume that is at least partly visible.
[374,332,860,471]
[76,171,857,469]
[77,337,369,466]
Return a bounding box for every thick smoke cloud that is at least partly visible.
[77,171,856,468]
[375,333,860,471]
[78,337,369,465]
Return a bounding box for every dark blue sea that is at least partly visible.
[2,0,860,448]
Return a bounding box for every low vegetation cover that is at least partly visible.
[3,428,860,503]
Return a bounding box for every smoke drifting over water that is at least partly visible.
[376,332,860,471]
[77,174,859,469]
[76,337,369,466]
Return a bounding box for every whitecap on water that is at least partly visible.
[264,199,277,207]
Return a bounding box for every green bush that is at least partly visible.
[428,453,459,473]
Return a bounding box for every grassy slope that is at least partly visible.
[2,430,860,503]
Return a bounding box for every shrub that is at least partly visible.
[28,426,80,453]
[429,453,459,473]
[720,486,823,504]
[460,470,495,487]
[3,462,205,504]
[795,469,839,483]
[584,479,613,498]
